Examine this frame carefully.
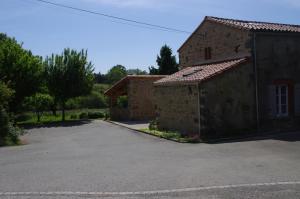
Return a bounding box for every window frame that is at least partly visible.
[275,84,289,118]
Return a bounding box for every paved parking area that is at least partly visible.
[109,120,149,130]
[0,120,300,198]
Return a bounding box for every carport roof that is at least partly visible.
[154,57,249,86]
[104,75,166,96]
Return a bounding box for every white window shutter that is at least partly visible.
[267,85,276,118]
[295,84,300,116]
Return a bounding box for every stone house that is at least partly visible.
[154,16,300,138]
[105,75,166,121]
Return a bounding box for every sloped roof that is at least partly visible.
[105,75,166,96]
[155,58,248,86]
[207,16,300,32]
[178,16,300,52]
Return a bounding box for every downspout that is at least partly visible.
[197,83,201,137]
[253,32,260,132]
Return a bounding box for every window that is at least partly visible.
[204,47,212,60]
[275,85,289,117]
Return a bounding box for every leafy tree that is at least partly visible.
[0,107,20,146]
[94,72,107,84]
[148,66,159,75]
[0,107,11,146]
[45,48,94,121]
[156,45,178,75]
[0,81,14,109]
[24,93,53,122]
[0,33,44,112]
[127,68,147,75]
[0,82,20,146]
[106,65,127,84]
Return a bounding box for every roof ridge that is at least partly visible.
[206,16,300,28]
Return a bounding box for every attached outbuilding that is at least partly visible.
[105,75,166,121]
[154,58,257,138]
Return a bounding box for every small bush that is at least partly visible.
[87,111,104,119]
[79,112,88,119]
[149,119,158,130]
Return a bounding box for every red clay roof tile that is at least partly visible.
[207,16,300,33]
[155,58,248,86]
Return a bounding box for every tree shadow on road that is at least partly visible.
[20,119,93,130]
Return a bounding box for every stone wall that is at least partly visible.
[154,62,256,137]
[128,78,160,121]
[199,62,256,137]
[110,107,130,121]
[154,85,200,135]
[255,32,300,127]
[178,20,251,67]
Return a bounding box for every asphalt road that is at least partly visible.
[0,120,300,198]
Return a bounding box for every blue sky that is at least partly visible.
[1,0,300,73]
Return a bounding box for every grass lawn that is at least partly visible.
[16,108,108,126]
[139,128,201,143]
